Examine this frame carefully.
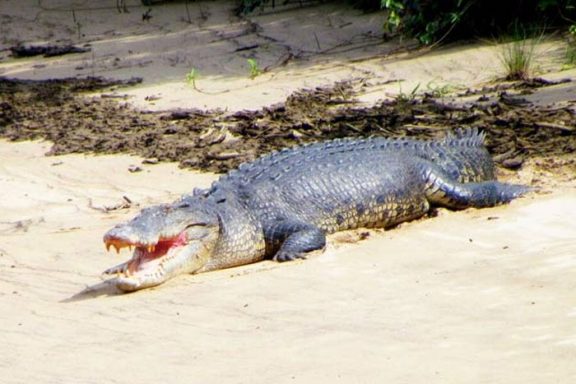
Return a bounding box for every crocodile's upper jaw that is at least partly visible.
[104,230,177,290]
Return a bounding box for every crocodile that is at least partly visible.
[102,129,529,291]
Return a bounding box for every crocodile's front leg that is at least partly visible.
[264,220,327,262]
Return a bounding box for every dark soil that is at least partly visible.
[9,44,90,58]
[0,76,574,173]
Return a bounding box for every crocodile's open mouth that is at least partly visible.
[103,231,188,278]
[101,201,220,291]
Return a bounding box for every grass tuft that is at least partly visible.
[497,24,543,81]
[185,68,199,90]
[564,24,576,67]
[247,58,262,79]
[499,39,538,80]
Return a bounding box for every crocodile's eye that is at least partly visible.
[185,222,208,228]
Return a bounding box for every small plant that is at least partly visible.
[382,0,403,34]
[395,81,421,103]
[381,0,471,45]
[497,25,543,81]
[425,81,454,98]
[499,39,537,80]
[247,58,262,79]
[185,68,199,89]
[565,24,576,67]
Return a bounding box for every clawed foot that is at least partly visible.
[273,251,307,262]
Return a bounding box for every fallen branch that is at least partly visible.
[88,196,134,213]
[534,121,574,132]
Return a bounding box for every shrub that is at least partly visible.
[381,0,576,44]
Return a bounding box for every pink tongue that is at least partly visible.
[141,232,187,260]
[173,231,188,246]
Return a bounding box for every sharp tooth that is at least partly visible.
[148,245,155,253]
[106,243,111,252]
[114,244,120,254]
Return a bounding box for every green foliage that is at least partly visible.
[236,0,268,14]
[538,0,565,10]
[381,0,470,44]
[247,58,262,79]
[566,45,576,67]
[395,81,420,103]
[185,68,199,89]
[497,24,544,80]
[381,0,403,33]
[235,0,576,45]
[425,81,455,98]
[381,0,576,45]
[499,39,537,80]
[565,24,576,66]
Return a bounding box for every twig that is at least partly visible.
[534,121,574,132]
[88,195,134,213]
[314,32,321,52]
[403,124,445,130]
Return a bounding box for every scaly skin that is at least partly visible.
[102,129,529,291]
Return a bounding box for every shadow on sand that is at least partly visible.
[61,280,126,302]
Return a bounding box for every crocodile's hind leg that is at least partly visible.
[420,163,530,209]
[264,219,326,262]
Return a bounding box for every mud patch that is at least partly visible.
[9,43,90,58]
[0,76,574,174]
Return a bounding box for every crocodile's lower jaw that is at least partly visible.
[104,235,217,291]
[113,272,163,292]
[103,233,190,291]
[104,249,177,292]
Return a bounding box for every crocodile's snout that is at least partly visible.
[103,225,159,254]
[102,200,221,291]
